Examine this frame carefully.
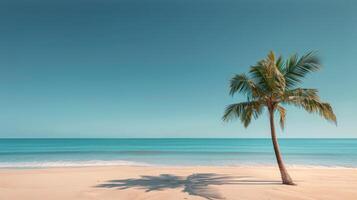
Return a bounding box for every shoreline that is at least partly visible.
[1,165,357,200]
[1,162,357,170]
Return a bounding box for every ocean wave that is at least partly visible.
[1,160,357,169]
[0,160,152,168]
[0,150,276,155]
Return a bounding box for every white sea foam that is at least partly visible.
[0,160,152,168]
[0,161,356,169]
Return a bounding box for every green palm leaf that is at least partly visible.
[283,51,321,88]
[229,74,264,98]
[284,98,336,124]
[223,101,263,127]
[276,105,286,130]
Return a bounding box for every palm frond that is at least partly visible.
[276,55,284,73]
[223,101,264,127]
[229,74,264,98]
[283,51,321,88]
[276,105,286,130]
[284,97,336,124]
[249,64,272,92]
[249,51,286,94]
[282,88,319,102]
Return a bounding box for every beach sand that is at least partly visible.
[0,166,356,200]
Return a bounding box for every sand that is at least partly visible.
[0,166,357,200]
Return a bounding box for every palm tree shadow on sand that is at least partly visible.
[95,173,280,200]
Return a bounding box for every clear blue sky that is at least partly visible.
[0,0,356,138]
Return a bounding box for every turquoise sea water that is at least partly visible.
[0,139,356,168]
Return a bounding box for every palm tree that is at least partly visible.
[223,51,336,185]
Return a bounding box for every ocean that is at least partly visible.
[0,138,356,168]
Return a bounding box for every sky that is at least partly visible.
[0,0,356,138]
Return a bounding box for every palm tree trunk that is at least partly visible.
[268,108,295,185]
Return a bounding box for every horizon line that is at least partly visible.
[0,137,356,139]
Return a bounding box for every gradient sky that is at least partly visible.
[0,0,356,138]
